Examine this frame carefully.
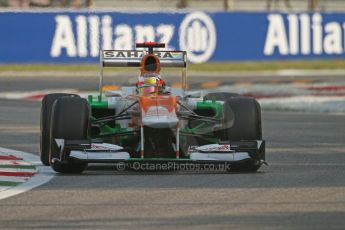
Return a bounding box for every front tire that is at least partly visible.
[50,96,90,174]
[40,93,78,166]
[224,97,262,141]
[206,92,263,172]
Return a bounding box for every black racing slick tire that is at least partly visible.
[206,92,261,141]
[206,92,263,172]
[40,93,78,166]
[225,97,262,141]
[49,96,90,174]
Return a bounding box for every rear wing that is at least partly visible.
[98,50,188,96]
[102,50,187,68]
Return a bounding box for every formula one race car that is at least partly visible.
[40,42,266,174]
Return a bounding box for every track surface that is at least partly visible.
[1,71,345,92]
[0,76,345,229]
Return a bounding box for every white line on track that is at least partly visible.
[0,147,54,200]
[0,160,32,166]
[273,163,345,166]
[259,95,345,113]
[0,176,29,183]
[0,168,37,173]
[0,186,12,192]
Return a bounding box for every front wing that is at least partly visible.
[54,139,266,169]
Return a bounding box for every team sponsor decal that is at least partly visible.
[88,143,123,151]
[188,144,231,153]
[197,144,231,153]
[188,146,199,154]
[103,50,183,60]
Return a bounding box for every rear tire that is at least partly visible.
[40,93,78,166]
[206,92,263,172]
[50,96,90,174]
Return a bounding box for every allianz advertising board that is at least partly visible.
[0,11,344,63]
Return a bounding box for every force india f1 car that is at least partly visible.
[40,42,266,174]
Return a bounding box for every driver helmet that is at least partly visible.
[137,73,165,95]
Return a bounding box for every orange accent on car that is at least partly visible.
[102,85,120,92]
[139,96,177,113]
[140,54,161,75]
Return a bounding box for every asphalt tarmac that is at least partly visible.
[0,75,344,229]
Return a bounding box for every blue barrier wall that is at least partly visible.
[0,11,345,63]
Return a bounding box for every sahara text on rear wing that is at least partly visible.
[102,50,187,68]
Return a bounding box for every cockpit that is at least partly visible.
[137,73,165,95]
